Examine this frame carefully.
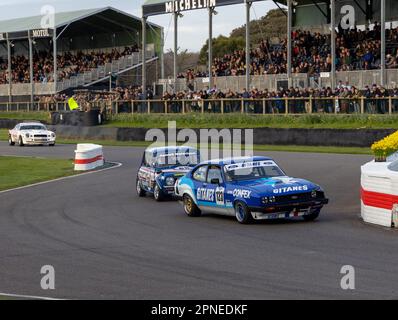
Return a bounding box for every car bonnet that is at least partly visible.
[230,176,318,195]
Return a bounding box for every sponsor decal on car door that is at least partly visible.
[195,165,226,208]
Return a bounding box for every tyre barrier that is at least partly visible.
[74,144,104,171]
[361,155,398,228]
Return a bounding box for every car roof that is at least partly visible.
[145,146,198,154]
[201,156,274,166]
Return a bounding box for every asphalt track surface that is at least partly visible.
[0,142,397,300]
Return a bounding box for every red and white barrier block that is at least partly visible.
[361,157,398,228]
[74,144,104,171]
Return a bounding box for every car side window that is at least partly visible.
[207,166,223,184]
[193,166,208,182]
[142,152,154,167]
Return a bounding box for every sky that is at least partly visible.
[0,0,280,52]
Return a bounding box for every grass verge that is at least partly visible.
[107,113,398,129]
[0,156,76,191]
[1,112,398,129]
[0,111,50,122]
[0,129,371,155]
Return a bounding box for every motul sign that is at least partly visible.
[31,29,51,38]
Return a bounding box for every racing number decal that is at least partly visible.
[215,187,225,206]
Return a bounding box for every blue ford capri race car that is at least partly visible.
[136,146,200,201]
[175,156,329,224]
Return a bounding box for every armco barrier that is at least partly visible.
[74,144,104,171]
[361,156,398,228]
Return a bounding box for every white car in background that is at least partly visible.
[8,122,56,147]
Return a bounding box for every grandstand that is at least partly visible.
[0,7,163,103]
[142,0,398,93]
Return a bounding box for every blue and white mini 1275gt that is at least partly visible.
[136,146,200,201]
[175,156,329,224]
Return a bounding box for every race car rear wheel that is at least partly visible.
[136,179,146,197]
[183,194,201,217]
[234,201,253,224]
[154,184,165,202]
[8,136,15,146]
[18,136,24,147]
[303,210,320,222]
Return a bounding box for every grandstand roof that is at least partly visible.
[0,7,161,38]
[143,0,265,17]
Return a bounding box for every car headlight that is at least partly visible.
[311,190,317,198]
[165,177,175,186]
[51,133,55,138]
[261,196,276,204]
[25,133,30,138]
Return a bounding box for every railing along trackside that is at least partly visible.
[0,97,398,115]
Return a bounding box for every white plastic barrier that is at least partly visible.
[74,144,104,171]
[361,156,398,228]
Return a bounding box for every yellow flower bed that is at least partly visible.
[371,131,398,161]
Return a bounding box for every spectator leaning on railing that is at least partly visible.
[33,84,398,114]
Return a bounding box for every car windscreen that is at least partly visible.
[146,151,200,168]
[20,125,46,131]
[224,160,285,182]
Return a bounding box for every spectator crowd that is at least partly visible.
[34,82,398,115]
[0,45,139,85]
[179,24,398,79]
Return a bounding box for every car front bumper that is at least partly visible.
[24,140,55,145]
[249,198,329,220]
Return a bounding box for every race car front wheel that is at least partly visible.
[18,136,24,147]
[183,194,201,217]
[235,201,253,224]
[136,179,146,197]
[8,136,15,146]
[303,210,320,222]
[154,184,165,202]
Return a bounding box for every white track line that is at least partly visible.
[0,292,64,300]
[0,161,122,195]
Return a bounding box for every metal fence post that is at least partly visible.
[262,98,266,115]
[389,97,392,115]
[147,101,151,114]
[241,99,244,114]
[285,98,288,115]
[360,97,365,114]
[334,97,338,114]
[131,101,134,114]
[221,99,224,114]
[182,100,185,114]
[309,97,313,114]
[164,101,168,114]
